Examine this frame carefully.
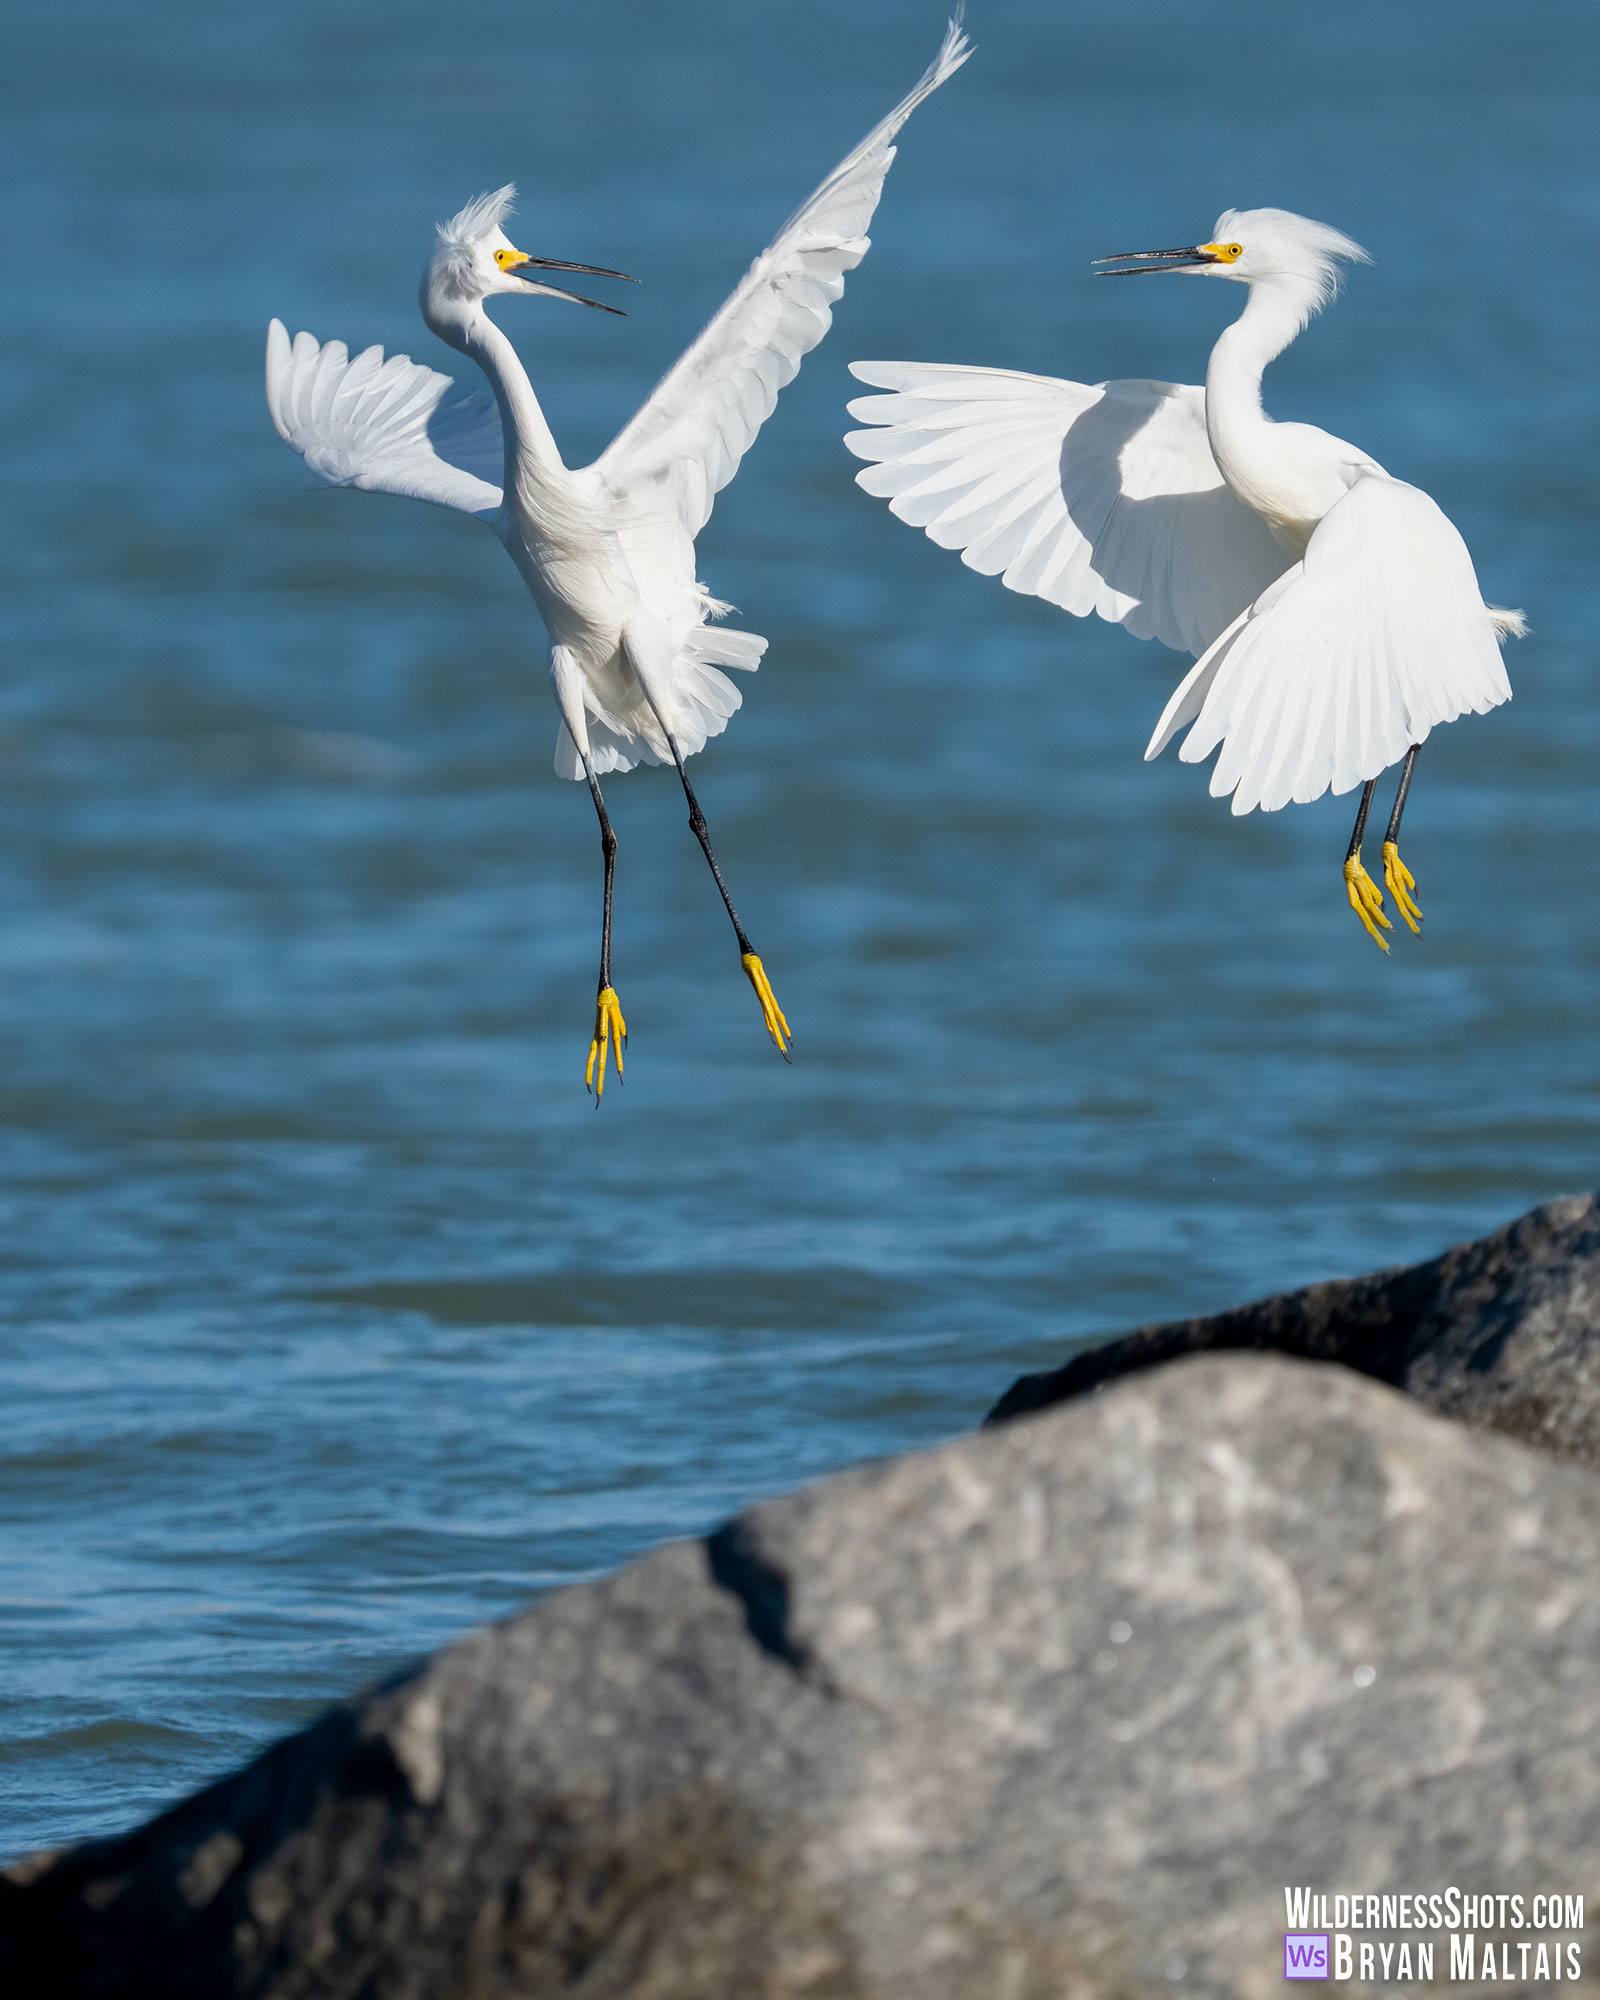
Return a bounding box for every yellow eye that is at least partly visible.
[1223,242,1243,260]
[494,248,513,267]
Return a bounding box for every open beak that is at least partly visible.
[522,254,638,284]
[1093,245,1219,276]
[507,252,637,316]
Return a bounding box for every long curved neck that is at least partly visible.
[1204,279,1309,451]
[428,295,567,500]
[1203,276,1319,537]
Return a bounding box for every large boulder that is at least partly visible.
[6,1352,1600,1998]
[988,1192,1600,1460]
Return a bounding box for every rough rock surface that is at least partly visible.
[7,1352,1600,1999]
[989,1192,1600,1459]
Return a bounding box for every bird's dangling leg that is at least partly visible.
[581,754,627,1102]
[1380,745,1424,935]
[621,620,789,1059]
[665,734,790,1060]
[1342,778,1392,952]
[551,648,628,1102]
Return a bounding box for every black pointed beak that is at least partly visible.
[1093,245,1217,276]
[521,281,628,315]
[522,255,638,284]
[512,254,636,315]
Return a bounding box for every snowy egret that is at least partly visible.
[267,20,969,1094]
[844,208,1522,950]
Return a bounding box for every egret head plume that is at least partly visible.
[438,183,520,263]
[423,184,634,317]
[1206,208,1369,319]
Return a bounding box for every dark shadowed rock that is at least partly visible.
[7,1352,1600,1998]
[988,1192,1600,1460]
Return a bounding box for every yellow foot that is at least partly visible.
[1381,840,1424,934]
[586,985,627,1102]
[1343,852,1391,953]
[741,952,792,1060]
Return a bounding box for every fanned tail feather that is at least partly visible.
[686,626,767,671]
[551,635,755,779]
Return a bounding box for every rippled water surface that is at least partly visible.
[2,0,1598,1856]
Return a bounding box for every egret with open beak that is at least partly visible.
[268,18,970,1096]
[848,208,1521,952]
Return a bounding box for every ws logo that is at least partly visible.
[1284,1934,1329,1979]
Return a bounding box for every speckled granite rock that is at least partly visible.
[988,1192,1600,1460]
[6,1352,1600,1999]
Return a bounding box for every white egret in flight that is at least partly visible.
[267,20,970,1094]
[845,208,1522,949]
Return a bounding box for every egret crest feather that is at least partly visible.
[1213,207,1370,329]
[431,185,518,295]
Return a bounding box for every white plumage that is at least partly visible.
[846,366,1287,656]
[268,20,969,776]
[267,19,969,1089]
[845,206,1521,948]
[265,326,504,518]
[846,210,1519,806]
[1149,477,1513,815]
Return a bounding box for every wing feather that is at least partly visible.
[591,18,970,539]
[265,318,504,519]
[844,364,1290,655]
[1156,474,1515,813]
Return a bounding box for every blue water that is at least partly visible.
[1,0,1597,1859]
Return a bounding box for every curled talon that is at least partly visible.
[740,952,792,1060]
[1381,840,1424,933]
[586,985,628,1102]
[1343,854,1391,953]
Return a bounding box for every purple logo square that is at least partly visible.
[1284,1935,1328,1979]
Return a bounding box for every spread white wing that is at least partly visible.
[590,17,970,542]
[844,363,1290,655]
[1147,474,1515,814]
[265,319,503,520]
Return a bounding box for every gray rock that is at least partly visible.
[988,1192,1600,1461]
[7,1352,1600,1998]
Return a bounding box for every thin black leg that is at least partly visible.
[664,733,790,1058]
[665,737,752,952]
[1345,779,1377,864]
[581,753,626,1100]
[1342,778,1392,951]
[583,755,619,992]
[1384,744,1420,849]
[1381,744,1424,933]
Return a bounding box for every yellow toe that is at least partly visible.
[1381,840,1424,934]
[586,985,628,1102]
[740,952,792,1060]
[1343,853,1391,953]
